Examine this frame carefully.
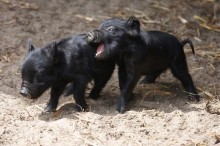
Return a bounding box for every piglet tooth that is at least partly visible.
[95,51,102,58]
[95,51,101,57]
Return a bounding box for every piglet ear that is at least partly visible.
[28,40,35,52]
[51,41,57,50]
[125,16,140,36]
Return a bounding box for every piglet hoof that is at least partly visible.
[116,106,125,114]
[193,95,200,102]
[44,104,57,112]
[116,102,126,114]
[75,104,88,112]
[195,95,200,102]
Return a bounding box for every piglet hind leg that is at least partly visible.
[45,82,67,112]
[170,57,200,101]
[89,63,115,100]
[89,76,112,100]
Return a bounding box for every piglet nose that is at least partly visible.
[20,87,29,97]
[86,32,96,42]
[86,30,103,43]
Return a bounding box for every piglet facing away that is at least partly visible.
[20,34,115,112]
[87,16,200,113]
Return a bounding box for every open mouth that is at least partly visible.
[95,43,105,58]
[86,31,106,59]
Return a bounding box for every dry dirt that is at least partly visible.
[0,0,220,146]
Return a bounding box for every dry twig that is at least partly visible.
[194,15,220,32]
[197,87,216,99]
[152,2,170,11]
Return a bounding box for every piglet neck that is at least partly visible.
[127,36,142,52]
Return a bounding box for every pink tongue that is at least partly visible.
[97,43,104,53]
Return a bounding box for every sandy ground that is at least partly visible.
[0,0,220,145]
[1,91,220,146]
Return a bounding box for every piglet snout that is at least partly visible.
[86,32,95,42]
[86,30,103,43]
[20,87,29,97]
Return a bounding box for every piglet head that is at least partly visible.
[86,16,141,60]
[20,41,59,99]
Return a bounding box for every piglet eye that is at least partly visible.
[38,69,44,75]
[107,26,115,32]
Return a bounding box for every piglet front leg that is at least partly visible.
[117,64,140,113]
[45,82,67,112]
[71,77,89,112]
